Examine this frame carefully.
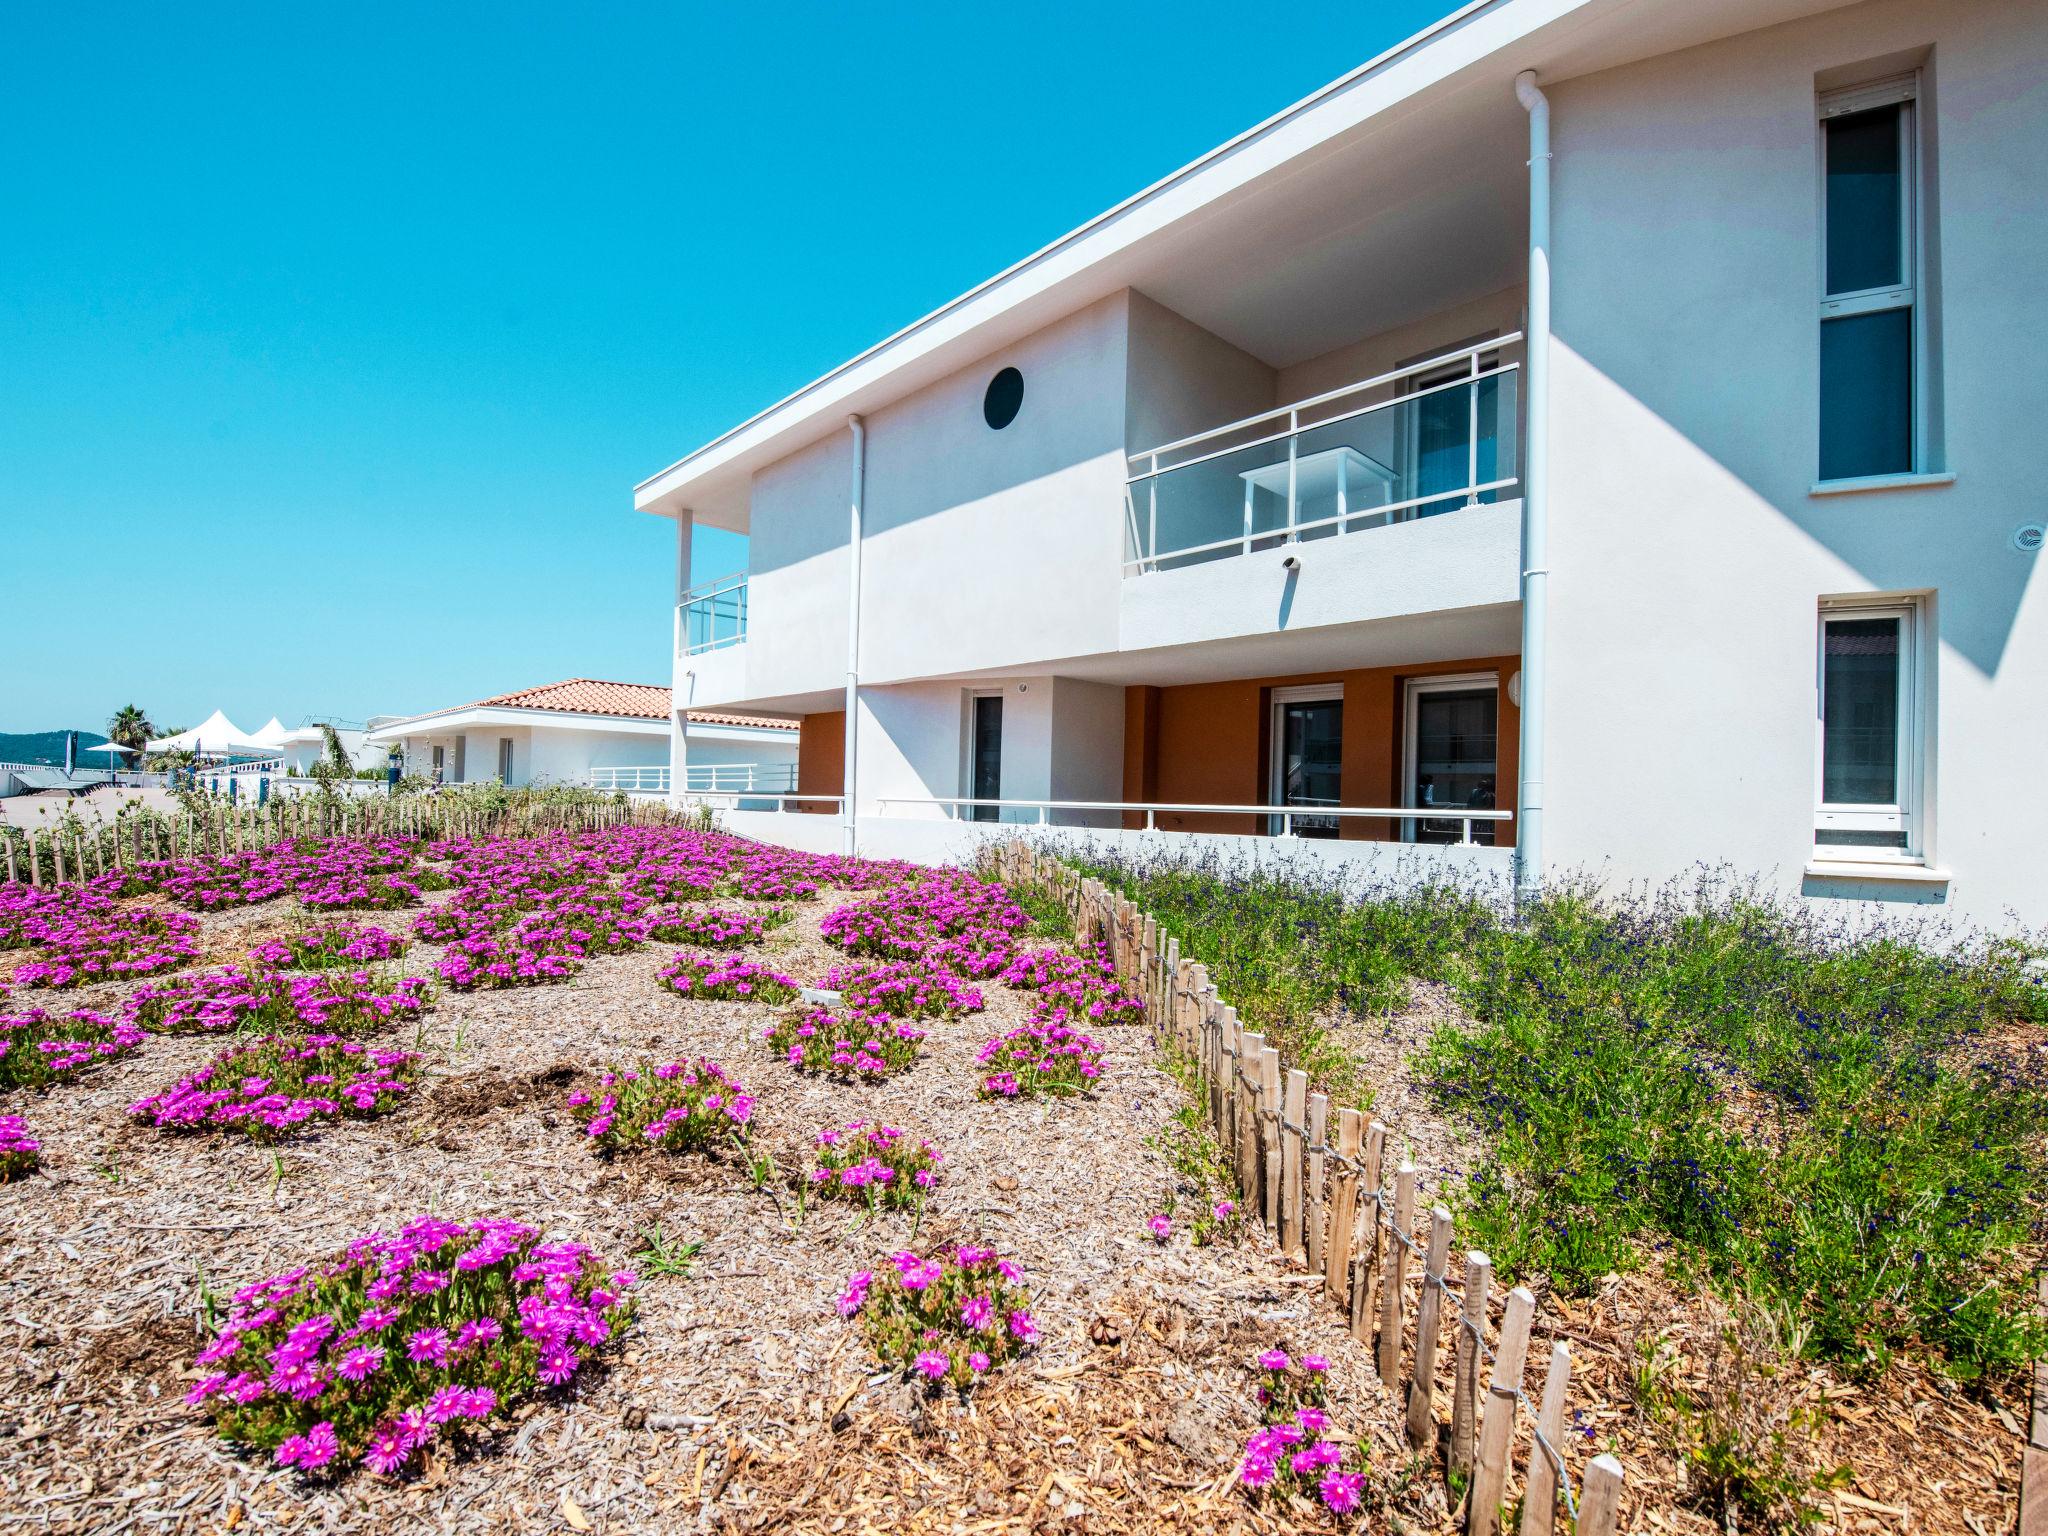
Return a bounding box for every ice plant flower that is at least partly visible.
[0,1006,145,1090]
[658,954,800,1004]
[187,1215,634,1480]
[808,1120,941,1209]
[128,1035,421,1141]
[248,921,410,971]
[1147,1213,1172,1242]
[974,1019,1106,1100]
[0,1115,39,1180]
[841,1246,1034,1390]
[568,1058,756,1154]
[767,1005,927,1081]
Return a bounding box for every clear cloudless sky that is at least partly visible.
[1,1,1455,734]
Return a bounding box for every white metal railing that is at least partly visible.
[1124,335,1522,576]
[677,571,748,656]
[875,796,1513,846]
[683,790,844,812]
[588,763,798,795]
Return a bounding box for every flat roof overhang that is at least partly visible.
[633,0,1857,534]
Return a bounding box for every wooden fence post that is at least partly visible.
[1351,1121,1386,1343]
[1518,1342,1572,1536]
[1279,1068,1308,1258]
[1234,1031,1265,1209]
[1408,1204,1454,1448]
[1258,1046,1282,1227]
[1576,1455,1624,1536]
[1452,1251,1493,1484]
[1323,1109,1363,1304]
[53,832,66,886]
[1304,1092,1330,1275]
[1378,1160,1418,1383]
[1470,1286,1536,1536]
[30,830,44,886]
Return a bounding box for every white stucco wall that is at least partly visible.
[1544,0,2048,924]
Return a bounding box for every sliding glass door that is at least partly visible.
[1269,686,1342,838]
[1404,676,1498,844]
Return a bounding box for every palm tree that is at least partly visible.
[107,704,155,752]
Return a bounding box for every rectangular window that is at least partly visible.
[1401,674,1500,845]
[969,694,1002,823]
[1268,684,1343,838]
[497,737,514,782]
[1815,599,1926,860]
[1818,77,1920,481]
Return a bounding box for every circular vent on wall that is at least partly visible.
[2014,523,2046,554]
[983,367,1024,430]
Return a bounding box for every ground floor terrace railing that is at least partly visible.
[676,571,747,656]
[591,763,798,795]
[681,789,843,814]
[876,795,1513,846]
[1125,334,1521,575]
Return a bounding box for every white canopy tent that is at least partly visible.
[144,709,275,757]
[250,717,292,748]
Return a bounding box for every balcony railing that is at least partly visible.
[677,572,748,656]
[876,795,1513,846]
[587,762,798,795]
[1124,335,1521,576]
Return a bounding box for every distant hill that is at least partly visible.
[0,730,114,767]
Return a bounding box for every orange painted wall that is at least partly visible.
[1121,656,1521,842]
[795,712,845,815]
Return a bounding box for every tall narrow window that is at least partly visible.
[497,737,514,783]
[1268,685,1343,838]
[1815,600,1926,860]
[1819,77,1919,481]
[969,695,1003,823]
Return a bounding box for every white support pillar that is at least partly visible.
[670,508,693,806]
[1514,71,1551,903]
[843,418,866,855]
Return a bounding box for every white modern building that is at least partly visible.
[364,679,797,796]
[637,0,2047,925]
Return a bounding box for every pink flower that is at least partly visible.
[1147,1213,1172,1241]
[1257,1349,1291,1372]
[914,1350,949,1380]
[1320,1470,1365,1514]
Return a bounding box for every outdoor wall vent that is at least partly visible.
[983,367,1023,430]
[2013,523,2046,554]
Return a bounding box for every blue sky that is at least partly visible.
[1,1,1452,734]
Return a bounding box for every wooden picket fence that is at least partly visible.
[994,840,1625,1536]
[0,795,704,888]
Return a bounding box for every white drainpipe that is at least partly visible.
[1514,69,1551,902]
[842,416,866,855]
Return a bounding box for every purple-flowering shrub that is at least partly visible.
[644,905,784,948]
[125,967,431,1035]
[567,1058,755,1153]
[658,954,799,1005]
[249,922,410,971]
[809,1121,941,1208]
[0,1006,145,1089]
[765,1006,927,1081]
[187,1215,635,1479]
[129,1035,422,1141]
[0,1115,39,1180]
[9,907,202,988]
[1253,1348,1330,1423]
[1236,1409,1365,1515]
[974,1019,1106,1100]
[824,959,983,1018]
[839,1246,1035,1390]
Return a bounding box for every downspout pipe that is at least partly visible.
[1513,69,1550,904]
[842,415,865,856]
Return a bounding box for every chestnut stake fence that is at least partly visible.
[993,840,1626,1536]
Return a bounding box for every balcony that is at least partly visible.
[676,572,748,657]
[1124,336,1521,575]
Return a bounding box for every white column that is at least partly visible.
[843,418,866,855]
[670,508,693,805]
[1513,71,1551,901]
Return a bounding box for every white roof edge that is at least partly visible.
[633,0,1536,511]
[363,704,798,739]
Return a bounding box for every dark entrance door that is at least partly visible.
[1275,697,1342,838]
[970,695,1003,822]
[1410,686,1498,844]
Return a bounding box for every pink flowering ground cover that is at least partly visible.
[658,954,800,1005]
[187,1215,635,1479]
[824,958,984,1018]
[0,1005,145,1089]
[999,943,1145,1027]
[129,1035,422,1141]
[818,873,1029,962]
[567,1058,755,1153]
[124,967,432,1035]
[644,904,785,947]
[809,1120,941,1209]
[8,907,202,989]
[249,921,410,971]
[1236,1350,1365,1514]
[1,1113,42,1178]
[975,1018,1107,1100]
[765,1005,927,1081]
[838,1245,1035,1391]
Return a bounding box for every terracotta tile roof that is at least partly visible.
[465,679,796,732]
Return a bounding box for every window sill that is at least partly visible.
[1809,471,1956,497]
[1803,859,1951,884]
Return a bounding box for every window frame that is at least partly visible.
[1400,671,1499,844]
[1813,597,1928,864]
[1816,74,1925,481]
